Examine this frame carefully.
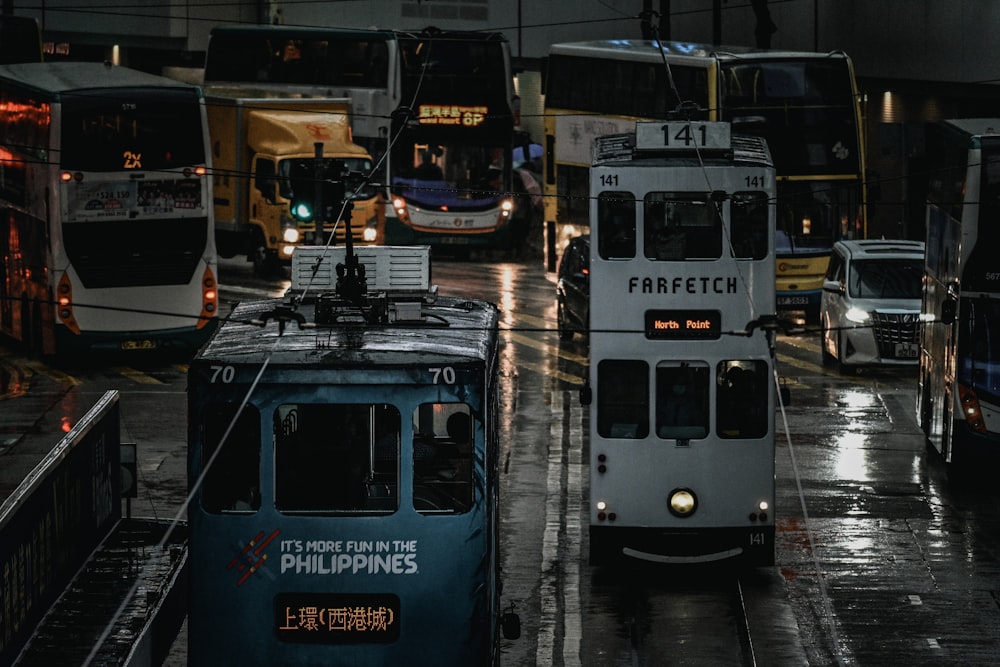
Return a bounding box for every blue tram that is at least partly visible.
[186,246,516,665]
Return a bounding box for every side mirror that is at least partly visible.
[941,298,956,325]
[822,279,843,294]
[579,384,592,406]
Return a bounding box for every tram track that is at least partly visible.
[584,563,764,666]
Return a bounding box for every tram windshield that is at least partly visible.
[412,403,473,515]
[644,193,722,261]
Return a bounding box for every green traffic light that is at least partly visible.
[291,202,313,220]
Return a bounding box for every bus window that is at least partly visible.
[597,191,636,259]
[413,403,473,515]
[597,360,649,439]
[716,360,769,439]
[274,404,400,514]
[731,192,769,260]
[202,403,261,513]
[655,363,709,440]
[644,193,721,261]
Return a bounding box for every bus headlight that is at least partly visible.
[282,226,300,244]
[668,488,697,517]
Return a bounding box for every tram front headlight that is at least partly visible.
[668,488,697,517]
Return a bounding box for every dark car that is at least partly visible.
[556,235,589,340]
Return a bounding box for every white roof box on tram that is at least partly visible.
[291,245,433,295]
[593,121,735,163]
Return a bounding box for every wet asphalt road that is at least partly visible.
[2,254,1000,665]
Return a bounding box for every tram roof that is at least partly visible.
[0,61,196,95]
[593,133,773,169]
[195,295,499,369]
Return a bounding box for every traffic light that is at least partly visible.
[288,161,348,222]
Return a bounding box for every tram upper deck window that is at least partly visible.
[655,363,709,441]
[716,360,769,439]
[644,193,721,261]
[597,360,649,439]
[202,403,261,513]
[274,403,400,514]
[597,192,636,259]
[413,403,474,515]
[730,192,770,260]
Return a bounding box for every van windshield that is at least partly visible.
[848,258,922,299]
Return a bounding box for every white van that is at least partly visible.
[820,239,925,371]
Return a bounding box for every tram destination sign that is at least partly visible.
[645,309,722,340]
[275,592,400,644]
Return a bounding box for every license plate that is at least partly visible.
[777,296,810,306]
[121,339,158,351]
[894,342,918,359]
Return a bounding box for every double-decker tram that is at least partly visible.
[918,119,1000,464]
[186,245,518,664]
[586,122,777,565]
[544,40,867,324]
[0,62,218,355]
[387,28,515,250]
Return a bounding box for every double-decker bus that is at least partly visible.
[202,25,516,252]
[0,62,218,355]
[387,28,515,250]
[918,118,1000,465]
[544,41,867,322]
[187,245,519,664]
[585,122,777,565]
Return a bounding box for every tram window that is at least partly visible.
[655,363,709,440]
[201,403,261,514]
[644,193,721,261]
[413,403,474,515]
[274,403,400,514]
[716,360,769,439]
[597,191,636,259]
[730,192,769,260]
[597,360,649,439]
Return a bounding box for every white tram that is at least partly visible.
[586,122,778,566]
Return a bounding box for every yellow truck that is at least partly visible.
[204,90,384,276]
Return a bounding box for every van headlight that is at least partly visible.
[845,307,870,324]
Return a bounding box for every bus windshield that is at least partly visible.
[398,36,506,100]
[60,88,205,170]
[391,140,506,211]
[775,180,862,253]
